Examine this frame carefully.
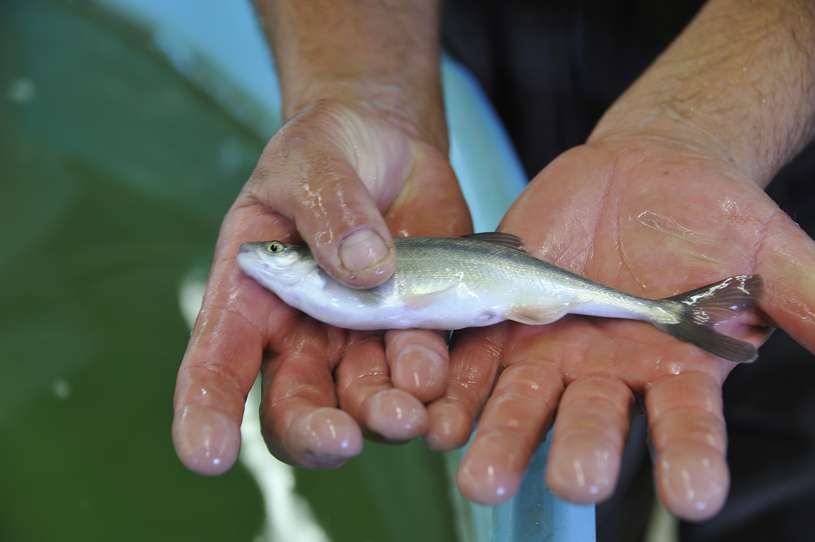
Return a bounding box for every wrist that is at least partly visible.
[589,0,815,188]
[253,0,448,152]
[288,77,449,154]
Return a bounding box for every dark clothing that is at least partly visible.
[442,2,815,541]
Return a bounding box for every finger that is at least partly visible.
[173,308,261,475]
[260,320,363,469]
[335,331,428,442]
[456,361,563,505]
[173,207,295,475]
[645,372,729,521]
[376,145,471,423]
[247,106,403,289]
[385,329,449,403]
[424,324,509,451]
[545,376,635,504]
[756,210,815,353]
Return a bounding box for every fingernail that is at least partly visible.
[172,405,240,476]
[340,230,389,271]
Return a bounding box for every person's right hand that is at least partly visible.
[172,93,471,474]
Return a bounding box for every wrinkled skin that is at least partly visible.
[424,137,815,520]
[172,99,471,473]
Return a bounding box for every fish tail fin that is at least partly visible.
[653,275,764,363]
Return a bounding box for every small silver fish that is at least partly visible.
[237,234,763,363]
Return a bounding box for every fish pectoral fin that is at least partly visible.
[402,285,458,310]
[504,302,586,325]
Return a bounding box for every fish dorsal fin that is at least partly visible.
[504,302,587,325]
[462,232,527,252]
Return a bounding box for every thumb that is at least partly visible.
[757,209,815,352]
[244,104,411,289]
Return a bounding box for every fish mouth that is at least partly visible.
[239,242,254,254]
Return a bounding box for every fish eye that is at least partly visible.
[266,241,283,254]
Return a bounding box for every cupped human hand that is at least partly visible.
[425,137,815,520]
[173,98,471,474]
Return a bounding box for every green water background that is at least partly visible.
[0,0,460,540]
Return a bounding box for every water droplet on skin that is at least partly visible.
[325,416,338,440]
[573,460,586,488]
[682,469,695,501]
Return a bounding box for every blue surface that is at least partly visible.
[492,434,596,542]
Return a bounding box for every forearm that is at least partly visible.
[251,0,447,151]
[590,0,815,187]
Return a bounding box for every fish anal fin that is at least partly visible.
[462,232,527,252]
[504,302,586,325]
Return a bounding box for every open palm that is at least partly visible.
[427,137,815,520]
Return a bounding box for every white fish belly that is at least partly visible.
[302,301,506,330]
[288,273,506,330]
[283,269,612,330]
